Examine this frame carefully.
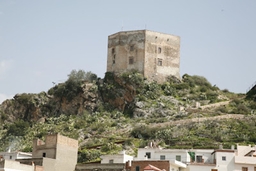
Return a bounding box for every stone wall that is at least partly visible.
[107,30,145,74]
[144,30,180,83]
[107,30,180,83]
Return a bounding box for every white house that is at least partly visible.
[0,151,32,161]
[101,150,133,164]
[134,147,188,171]
[134,144,256,171]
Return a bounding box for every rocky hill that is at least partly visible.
[0,70,256,163]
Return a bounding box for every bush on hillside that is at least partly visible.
[7,120,30,136]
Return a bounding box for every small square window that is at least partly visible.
[129,57,134,64]
[176,155,181,161]
[136,166,140,171]
[158,58,162,66]
[242,167,248,171]
[43,153,46,157]
[109,159,114,163]
[160,155,165,160]
[145,152,151,159]
[196,156,203,163]
[222,156,226,161]
[10,156,12,159]
[112,48,115,54]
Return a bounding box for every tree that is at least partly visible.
[68,70,97,82]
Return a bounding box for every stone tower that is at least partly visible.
[107,30,180,83]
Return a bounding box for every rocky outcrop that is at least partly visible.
[0,82,100,122]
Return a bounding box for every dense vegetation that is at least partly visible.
[0,70,256,163]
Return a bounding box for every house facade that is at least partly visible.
[76,151,133,171]
[0,151,32,161]
[133,145,256,171]
[0,133,78,171]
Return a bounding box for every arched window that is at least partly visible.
[158,47,161,54]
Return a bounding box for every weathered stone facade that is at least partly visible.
[107,30,180,83]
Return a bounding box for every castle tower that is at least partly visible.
[107,30,180,83]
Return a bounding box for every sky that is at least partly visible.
[0,0,256,103]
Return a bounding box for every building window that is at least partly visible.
[196,156,203,163]
[113,55,115,64]
[158,47,161,53]
[145,152,151,159]
[129,56,134,64]
[157,58,162,66]
[160,155,165,160]
[9,156,12,159]
[136,166,140,171]
[211,169,218,171]
[222,156,226,161]
[109,159,114,163]
[130,45,134,51]
[112,48,115,54]
[242,167,248,171]
[176,155,181,161]
[43,153,46,157]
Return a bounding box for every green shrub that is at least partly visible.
[7,120,30,136]
[143,82,162,100]
[78,149,101,163]
[174,83,190,90]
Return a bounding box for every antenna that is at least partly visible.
[121,21,123,31]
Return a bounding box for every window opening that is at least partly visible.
[113,55,115,64]
[109,159,114,163]
[222,156,226,161]
[129,56,134,64]
[242,167,248,171]
[145,152,151,159]
[176,155,181,161]
[160,155,165,160]
[112,48,115,54]
[158,58,162,66]
[43,153,46,157]
[10,156,12,159]
[196,156,203,163]
[136,166,140,171]
[158,47,161,53]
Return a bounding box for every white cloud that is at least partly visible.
[0,93,13,104]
